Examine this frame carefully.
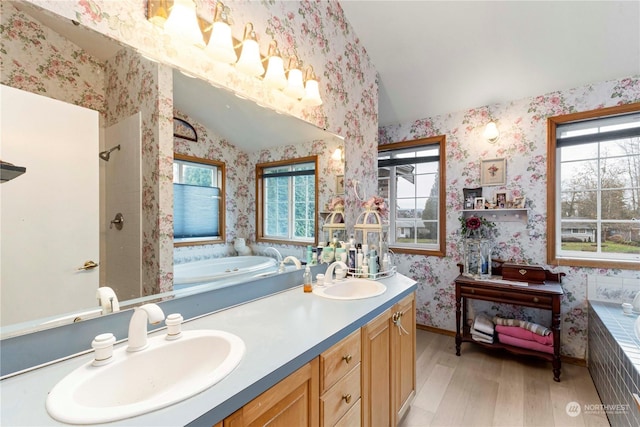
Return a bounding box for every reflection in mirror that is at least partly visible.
[0,1,344,339]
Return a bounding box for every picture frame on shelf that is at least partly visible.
[480,158,506,186]
[463,187,482,209]
[496,192,507,208]
[513,196,527,208]
[336,175,345,194]
[474,197,486,210]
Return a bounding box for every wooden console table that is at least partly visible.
[454,265,564,382]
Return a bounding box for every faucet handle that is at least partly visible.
[91,333,116,366]
[165,313,184,340]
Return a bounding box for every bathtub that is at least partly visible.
[174,256,279,289]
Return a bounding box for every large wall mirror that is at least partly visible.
[0,1,344,340]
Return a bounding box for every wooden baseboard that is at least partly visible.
[415,323,587,366]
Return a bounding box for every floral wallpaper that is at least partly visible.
[7,0,377,292]
[380,76,640,359]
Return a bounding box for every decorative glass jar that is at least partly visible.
[463,238,493,279]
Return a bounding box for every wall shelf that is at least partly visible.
[460,208,528,223]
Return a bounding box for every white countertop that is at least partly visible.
[0,273,416,426]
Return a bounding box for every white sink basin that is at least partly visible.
[313,278,387,300]
[46,330,245,424]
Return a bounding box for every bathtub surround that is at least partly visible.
[588,301,640,426]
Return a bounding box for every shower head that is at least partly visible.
[99,144,121,162]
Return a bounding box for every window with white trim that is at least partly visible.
[378,136,446,256]
[548,105,640,268]
[256,157,317,244]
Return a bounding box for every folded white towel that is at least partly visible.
[470,327,493,340]
[471,334,493,344]
[473,312,495,335]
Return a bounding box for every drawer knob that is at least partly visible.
[342,394,352,404]
[342,354,352,364]
[533,297,539,303]
[470,289,475,294]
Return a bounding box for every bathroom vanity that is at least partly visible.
[0,273,416,426]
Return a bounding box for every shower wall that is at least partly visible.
[103,113,142,301]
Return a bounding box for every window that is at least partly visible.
[173,153,225,245]
[256,156,318,244]
[378,136,446,256]
[548,103,640,269]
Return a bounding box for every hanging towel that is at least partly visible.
[495,325,553,346]
[473,312,495,336]
[492,316,551,336]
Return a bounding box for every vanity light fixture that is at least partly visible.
[263,41,287,90]
[283,56,305,99]
[162,0,205,47]
[204,2,237,64]
[483,121,500,143]
[235,23,265,77]
[301,66,322,106]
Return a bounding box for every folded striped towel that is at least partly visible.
[473,312,495,335]
[492,316,550,336]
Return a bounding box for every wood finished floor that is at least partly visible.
[399,329,610,427]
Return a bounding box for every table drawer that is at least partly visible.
[320,364,361,427]
[320,329,361,392]
[460,285,553,307]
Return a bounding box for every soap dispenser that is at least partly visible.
[303,265,312,293]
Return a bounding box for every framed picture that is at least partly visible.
[463,187,482,209]
[474,197,486,210]
[480,158,506,186]
[336,175,345,194]
[496,192,507,208]
[513,196,527,209]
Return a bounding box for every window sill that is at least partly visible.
[389,246,445,257]
[550,256,640,271]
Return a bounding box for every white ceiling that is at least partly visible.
[340,1,640,126]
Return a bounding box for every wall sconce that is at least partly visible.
[263,41,287,90]
[204,2,236,64]
[283,56,305,99]
[331,148,344,162]
[301,66,322,106]
[162,0,204,47]
[483,121,500,143]
[235,23,264,77]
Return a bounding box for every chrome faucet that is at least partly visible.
[279,255,302,273]
[127,303,165,352]
[264,247,283,263]
[324,261,348,285]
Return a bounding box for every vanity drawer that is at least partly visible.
[320,364,361,427]
[320,329,361,392]
[334,398,361,427]
[460,285,553,308]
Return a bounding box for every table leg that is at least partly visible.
[455,296,462,356]
[552,307,561,382]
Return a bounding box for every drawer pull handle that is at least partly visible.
[519,269,527,276]
[470,289,475,294]
[342,354,352,364]
[342,394,352,404]
[533,297,539,303]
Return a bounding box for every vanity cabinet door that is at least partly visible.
[392,293,416,422]
[361,308,392,427]
[224,358,319,427]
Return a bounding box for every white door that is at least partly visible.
[1,85,99,325]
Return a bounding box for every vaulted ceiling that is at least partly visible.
[340,1,640,126]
